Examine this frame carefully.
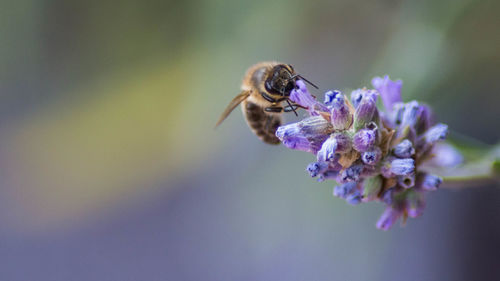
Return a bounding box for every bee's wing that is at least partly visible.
[215,90,251,128]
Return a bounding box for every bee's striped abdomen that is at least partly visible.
[243,100,281,145]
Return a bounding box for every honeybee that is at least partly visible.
[215,61,317,144]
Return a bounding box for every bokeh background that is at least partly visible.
[1,0,499,280]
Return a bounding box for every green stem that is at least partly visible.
[439,141,500,188]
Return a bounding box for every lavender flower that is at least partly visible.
[393,139,415,158]
[276,75,455,230]
[327,91,352,130]
[371,75,402,112]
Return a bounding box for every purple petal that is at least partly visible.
[393,139,415,158]
[420,174,442,191]
[317,136,338,162]
[333,182,357,198]
[361,147,382,165]
[306,161,329,177]
[371,75,403,112]
[290,80,327,116]
[423,143,463,168]
[376,207,402,231]
[406,191,425,218]
[353,128,377,152]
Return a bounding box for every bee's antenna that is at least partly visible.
[286,99,299,116]
[297,75,319,89]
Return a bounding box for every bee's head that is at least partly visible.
[265,64,296,96]
[265,64,318,96]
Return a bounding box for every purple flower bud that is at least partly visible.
[350,88,378,108]
[300,116,334,136]
[415,104,432,134]
[398,173,415,189]
[276,124,311,152]
[376,207,402,231]
[332,133,352,153]
[400,101,421,128]
[382,188,395,205]
[361,147,382,165]
[333,182,357,198]
[306,162,329,178]
[362,176,382,201]
[317,170,339,182]
[276,124,313,152]
[425,143,463,168]
[382,158,415,177]
[346,190,362,205]
[391,102,405,126]
[393,139,415,158]
[277,117,333,153]
[316,133,350,162]
[353,127,377,152]
[317,136,338,162]
[390,158,415,176]
[371,75,402,112]
[354,90,378,130]
[291,80,329,115]
[290,80,317,109]
[406,190,425,218]
[423,123,448,144]
[350,89,364,108]
[420,174,442,191]
[329,93,352,130]
[339,164,364,182]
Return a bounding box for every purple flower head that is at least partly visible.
[275,75,457,230]
[371,75,403,112]
[393,139,415,158]
[333,182,357,198]
[376,207,402,231]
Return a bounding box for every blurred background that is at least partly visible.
[0,0,499,280]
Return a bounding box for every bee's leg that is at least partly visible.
[264,106,283,113]
[283,100,309,116]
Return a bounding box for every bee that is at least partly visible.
[215,61,317,144]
